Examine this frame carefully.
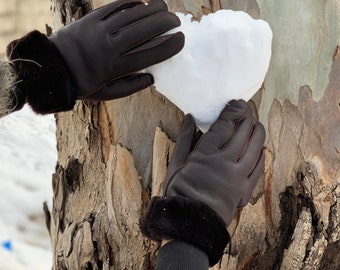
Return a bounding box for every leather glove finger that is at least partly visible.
[199,100,248,151]
[236,121,265,207]
[222,105,255,160]
[239,121,265,176]
[115,12,181,55]
[165,114,197,182]
[102,0,168,32]
[92,0,144,20]
[238,150,265,207]
[119,31,185,74]
[83,73,154,101]
[248,150,265,187]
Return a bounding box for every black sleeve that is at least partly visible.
[156,240,209,270]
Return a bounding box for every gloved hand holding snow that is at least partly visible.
[146,10,272,132]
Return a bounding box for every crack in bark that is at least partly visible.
[43,201,51,235]
[65,157,82,192]
[277,180,328,269]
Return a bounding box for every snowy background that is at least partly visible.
[0,106,56,269]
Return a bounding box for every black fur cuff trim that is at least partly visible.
[6,30,76,114]
[139,196,230,266]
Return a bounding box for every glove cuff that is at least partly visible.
[139,196,230,266]
[6,30,76,114]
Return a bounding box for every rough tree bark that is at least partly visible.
[45,0,340,269]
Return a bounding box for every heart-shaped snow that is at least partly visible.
[147,10,272,132]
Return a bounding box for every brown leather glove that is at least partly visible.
[165,99,265,226]
[6,0,184,114]
[140,100,265,266]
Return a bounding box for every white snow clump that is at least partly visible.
[147,10,273,132]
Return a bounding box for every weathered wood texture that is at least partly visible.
[47,0,340,269]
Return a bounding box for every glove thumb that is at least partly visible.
[165,114,197,179]
[81,73,154,101]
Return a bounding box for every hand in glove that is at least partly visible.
[140,100,265,266]
[5,0,184,114]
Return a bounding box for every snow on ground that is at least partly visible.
[0,106,56,269]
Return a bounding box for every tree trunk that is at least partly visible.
[46,0,340,269]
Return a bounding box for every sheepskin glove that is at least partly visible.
[6,0,184,114]
[140,100,266,266]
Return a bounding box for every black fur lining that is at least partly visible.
[6,30,76,114]
[139,196,230,266]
